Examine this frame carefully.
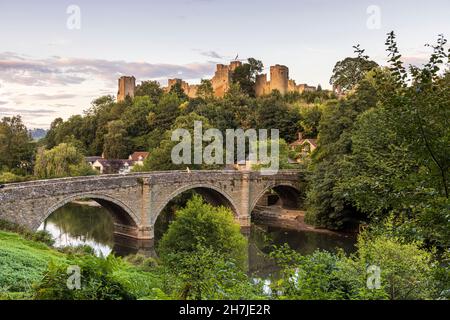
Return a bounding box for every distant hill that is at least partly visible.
[29,128,48,141]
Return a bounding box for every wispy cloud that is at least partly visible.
[0,106,57,116]
[0,52,216,86]
[198,50,223,59]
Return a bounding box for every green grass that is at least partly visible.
[0,230,167,299]
[0,231,67,293]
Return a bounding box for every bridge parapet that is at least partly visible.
[0,170,303,240]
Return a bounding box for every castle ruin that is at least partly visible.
[117,61,315,101]
[117,76,136,102]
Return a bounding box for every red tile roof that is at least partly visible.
[129,152,149,161]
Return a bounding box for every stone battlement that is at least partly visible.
[117,61,315,101]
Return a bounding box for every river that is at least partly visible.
[38,202,357,279]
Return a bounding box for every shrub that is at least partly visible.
[33,255,135,300]
[158,195,247,269]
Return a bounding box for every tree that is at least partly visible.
[197,79,214,100]
[330,46,379,93]
[340,233,436,300]
[231,58,263,96]
[139,112,222,171]
[158,195,247,269]
[255,93,300,143]
[134,80,163,104]
[169,82,188,100]
[337,33,450,248]
[305,73,380,229]
[102,120,129,159]
[0,116,34,174]
[121,96,155,150]
[298,104,322,138]
[166,245,259,300]
[34,143,96,179]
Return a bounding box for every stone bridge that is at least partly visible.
[0,170,304,241]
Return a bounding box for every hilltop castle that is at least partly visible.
[117,61,315,102]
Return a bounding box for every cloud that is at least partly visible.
[0,106,57,117]
[402,55,429,67]
[15,93,78,100]
[198,50,223,59]
[0,52,216,86]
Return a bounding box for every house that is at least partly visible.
[289,132,318,162]
[128,151,149,166]
[91,159,135,174]
[85,156,103,166]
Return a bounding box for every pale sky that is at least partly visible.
[0,0,449,128]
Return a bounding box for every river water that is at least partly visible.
[39,202,357,279]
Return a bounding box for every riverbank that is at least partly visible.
[252,207,355,236]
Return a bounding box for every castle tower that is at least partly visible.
[117,76,136,102]
[229,60,242,71]
[255,74,268,97]
[269,65,289,95]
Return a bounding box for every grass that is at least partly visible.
[0,230,166,299]
[0,231,67,294]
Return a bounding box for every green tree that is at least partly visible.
[158,195,247,269]
[139,112,220,171]
[298,104,322,138]
[197,79,214,100]
[165,245,260,300]
[255,92,300,142]
[330,45,379,93]
[231,58,263,97]
[34,143,97,179]
[103,120,128,159]
[337,33,450,247]
[169,82,188,100]
[0,116,34,174]
[305,74,379,229]
[134,80,163,104]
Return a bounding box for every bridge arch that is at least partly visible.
[152,183,240,225]
[40,193,140,231]
[250,182,302,213]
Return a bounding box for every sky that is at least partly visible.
[0,0,449,129]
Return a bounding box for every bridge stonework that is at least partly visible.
[0,170,303,240]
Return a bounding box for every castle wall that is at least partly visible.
[167,78,199,98]
[210,61,242,98]
[117,61,315,101]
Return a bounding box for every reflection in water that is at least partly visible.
[40,202,357,278]
[39,202,115,257]
[248,224,356,279]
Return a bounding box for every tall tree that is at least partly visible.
[330,45,379,93]
[134,80,164,104]
[34,143,96,178]
[0,116,34,174]
[103,120,128,159]
[197,79,214,100]
[231,58,263,97]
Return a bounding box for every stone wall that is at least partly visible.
[0,170,303,240]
